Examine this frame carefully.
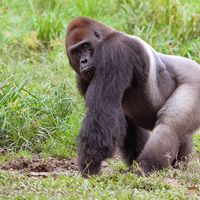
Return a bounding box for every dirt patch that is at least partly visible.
[0,155,118,177]
[0,156,78,176]
[0,148,6,155]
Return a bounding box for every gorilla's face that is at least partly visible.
[67,27,101,80]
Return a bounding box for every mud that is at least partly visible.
[0,156,78,176]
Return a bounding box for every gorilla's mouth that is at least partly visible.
[82,66,95,79]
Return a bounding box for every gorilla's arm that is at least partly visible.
[77,33,137,176]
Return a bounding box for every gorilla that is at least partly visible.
[65,16,200,176]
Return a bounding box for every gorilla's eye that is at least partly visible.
[71,48,80,55]
[83,43,89,49]
[94,31,100,39]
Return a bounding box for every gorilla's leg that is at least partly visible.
[137,84,199,174]
[120,117,149,166]
[137,124,179,173]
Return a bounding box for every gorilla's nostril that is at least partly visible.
[81,59,88,64]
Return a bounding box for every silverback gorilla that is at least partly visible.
[66,16,200,176]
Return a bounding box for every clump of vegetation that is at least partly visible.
[32,11,64,46]
[0,79,79,156]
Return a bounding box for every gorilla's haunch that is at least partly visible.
[66,16,200,176]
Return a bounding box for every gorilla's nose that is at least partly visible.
[80,58,88,64]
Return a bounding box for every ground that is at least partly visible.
[0,0,200,199]
[0,151,200,199]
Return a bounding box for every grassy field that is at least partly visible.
[0,0,200,199]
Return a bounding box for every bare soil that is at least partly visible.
[0,153,116,177]
[0,156,78,177]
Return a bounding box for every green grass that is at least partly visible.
[0,0,200,199]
